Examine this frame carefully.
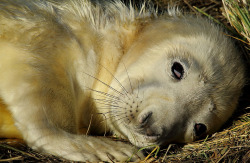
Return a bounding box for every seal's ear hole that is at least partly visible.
[171,62,184,80]
[194,123,207,137]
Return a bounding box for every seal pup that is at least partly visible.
[0,0,245,162]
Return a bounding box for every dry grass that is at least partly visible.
[0,0,249,162]
[222,0,249,45]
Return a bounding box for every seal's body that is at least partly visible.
[0,0,245,161]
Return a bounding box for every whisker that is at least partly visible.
[106,110,126,118]
[83,72,124,96]
[99,114,125,125]
[122,62,133,93]
[92,98,122,105]
[109,114,126,122]
[97,105,128,111]
[97,112,127,133]
[94,94,124,103]
[98,63,129,95]
[94,101,120,108]
[84,86,120,100]
[93,99,119,105]
[136,79,140,98]
[99,110,124,117]
[95,106,118,110]
[112,115,128,126]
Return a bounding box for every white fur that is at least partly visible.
[0,0,245,162]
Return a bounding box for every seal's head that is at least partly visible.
[105,17,245,147]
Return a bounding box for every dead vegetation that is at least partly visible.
[0,0,249,162]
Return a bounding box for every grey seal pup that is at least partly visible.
[0,0,245,161]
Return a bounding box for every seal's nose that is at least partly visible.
[138,111,161,138]
[139,111,152,127]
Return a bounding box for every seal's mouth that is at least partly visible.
[116,109,166,146]
[139,128,162,143]
[143,134,161,142]
[124,123,165,147]
[127,130,163,147]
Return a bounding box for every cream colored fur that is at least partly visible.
[0,0,246,162]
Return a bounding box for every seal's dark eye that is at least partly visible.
[194,123,207,137]
[171,62,184,80]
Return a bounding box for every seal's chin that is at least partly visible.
[127,131,162,147]
[121,122,167,147]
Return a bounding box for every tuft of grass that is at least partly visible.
[222,0,250,46]
[190,0,249,62]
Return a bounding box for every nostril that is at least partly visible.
[139,111,153,126]
[146,128,154,136]
[194,123,207,137]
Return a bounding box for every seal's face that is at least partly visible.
[105,20,245,147]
